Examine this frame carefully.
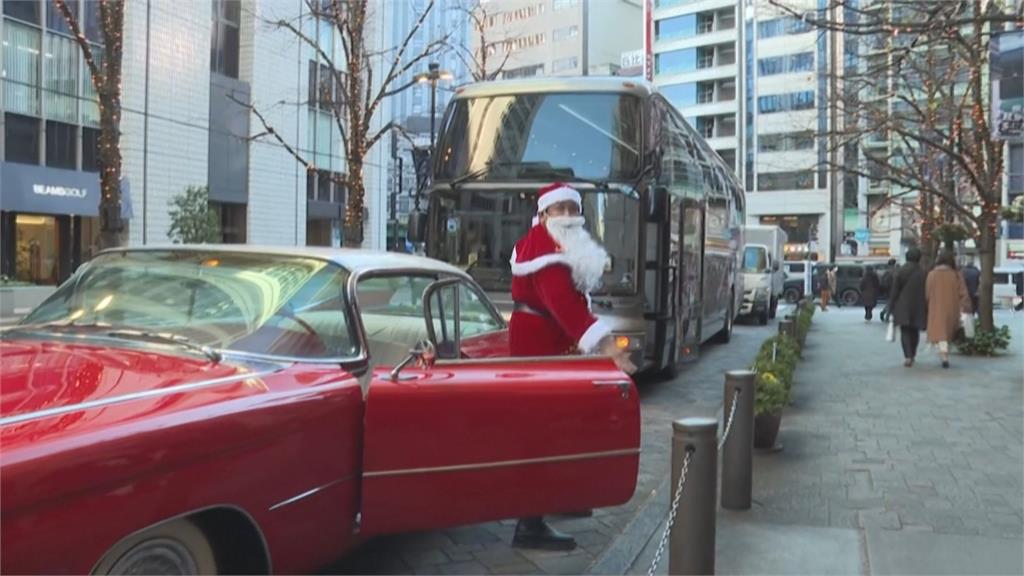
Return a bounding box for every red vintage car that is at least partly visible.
[1,246,640,574]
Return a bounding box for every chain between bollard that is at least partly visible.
[648,448,693,576]
[718,389,740,451]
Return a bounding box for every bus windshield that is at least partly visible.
[436,92,643,182]
[428,186,640,296]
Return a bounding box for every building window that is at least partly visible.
[45,120,77,169]
[3,19,42,116]
[82,126,100,172]
[759,131,815,152]
[552,25,578,42]
[552,56,578,73]
[3,0,40,23]
[210,0,240,78]
[719,79,736,101]
[655,48,696,75]
[758,52,814,76]
[502,63,544,79]
[656,14,696,41]
[758,15,811,39]
[83,0,102,42]
[553,0,579,10]
[5,113,40,164]
[757,170,815,191]
[718,114,736,137]
[696,116,715,138]
[45,32,80,123]
[212,201,247,243]
[697,82,714,104]
[758,91,815,114]
[660,82,696,107]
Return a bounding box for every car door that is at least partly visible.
[358,279,640,536]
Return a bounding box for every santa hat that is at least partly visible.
[532,182,582,226]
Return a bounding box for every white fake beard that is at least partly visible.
[545,216,609,294]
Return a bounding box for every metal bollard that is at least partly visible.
[669,417,718,576]
[721,370,755,510]
[778,318,795,339]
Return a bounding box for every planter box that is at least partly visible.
[0,286,56,321]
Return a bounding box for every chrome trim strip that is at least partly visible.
[268,475,354,512]
[0,367,282,427]
[363,447,640,479]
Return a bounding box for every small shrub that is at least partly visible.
[168,185,221,244]
[956,323,1012,356]
[752,334,800,415]
[754,371,788,416]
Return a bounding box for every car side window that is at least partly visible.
[459,282,504,337]
[356,275,435,363]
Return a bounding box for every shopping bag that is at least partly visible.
[885,319,895,342]
[961,313,975,339]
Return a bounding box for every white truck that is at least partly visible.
[740,225,787,325]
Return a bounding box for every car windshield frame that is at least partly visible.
[435,91,644,183]
[15,250,364,363]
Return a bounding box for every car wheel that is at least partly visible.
[841,289,860,307]
[93,519,217,575]
[784,288,800,304]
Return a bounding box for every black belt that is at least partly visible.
[513,302,551,319]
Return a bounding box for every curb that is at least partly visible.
[587,471,671,575]
[589,403,726,575]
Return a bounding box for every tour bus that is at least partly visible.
[410,77,745,376]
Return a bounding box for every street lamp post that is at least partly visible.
[408,63,452,246]
[414,62,453,152]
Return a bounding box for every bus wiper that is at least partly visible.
[448,161,565,190]
[106,329,222,363]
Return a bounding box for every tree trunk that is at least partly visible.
[977,224,996,332]
[344,158,365,247]
[97,81,125,249]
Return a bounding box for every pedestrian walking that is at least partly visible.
[879,258,897,322]
[818,265,832,311]
[828,266,842,308]
[860,266,881,321]
[961,261,980,316]
[508,182,636,551]
[888,248,927,366]
[925,251,972,369]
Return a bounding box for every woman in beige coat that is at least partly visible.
[925,251,972,368]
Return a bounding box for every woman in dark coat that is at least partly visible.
[888,248,928,366]
[859,266,881,321]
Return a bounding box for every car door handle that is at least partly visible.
[593,379,632,399]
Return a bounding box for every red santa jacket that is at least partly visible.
[508,224,610,357]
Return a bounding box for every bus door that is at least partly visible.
[677,195,704,362]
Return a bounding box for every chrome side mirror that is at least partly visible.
[389,340,436,382]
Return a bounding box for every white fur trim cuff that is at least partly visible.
[578,318,612,354]
[537,186,582,214]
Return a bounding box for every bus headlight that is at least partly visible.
[612,334,645,351]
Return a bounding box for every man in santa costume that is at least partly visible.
[507,182,636,551]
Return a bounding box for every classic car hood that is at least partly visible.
[0,338,271,427]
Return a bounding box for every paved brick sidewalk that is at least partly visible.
[630,308,1024,575]
[327,319,780,575]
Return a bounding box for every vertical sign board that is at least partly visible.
[991,30,1024,143]
[644,0,653,82]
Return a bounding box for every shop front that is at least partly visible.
[1,162,99,286]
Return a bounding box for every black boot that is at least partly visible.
[512,517,577,551]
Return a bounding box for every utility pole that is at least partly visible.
[829,0,841,261]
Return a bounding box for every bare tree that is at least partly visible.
[54,0,126,249]
[769,0,1022,331]
[243,0,449,246]
[449,0,511,81]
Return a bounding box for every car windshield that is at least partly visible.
[17,251,359,360]
[427,186,640,295]
[436,92,643,182]
[743,246,767,273]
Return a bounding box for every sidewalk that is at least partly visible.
[626,308,1024,575]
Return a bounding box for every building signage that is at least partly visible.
[621,49,644,70]
[643,0,653,81]
[991,30,1024,142]
[1,162,100,217]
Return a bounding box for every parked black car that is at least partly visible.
[810,262,890,306]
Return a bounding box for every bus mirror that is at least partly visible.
[407,210,427,243]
